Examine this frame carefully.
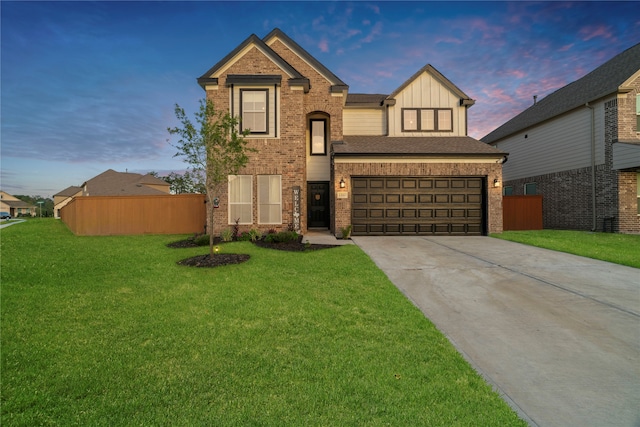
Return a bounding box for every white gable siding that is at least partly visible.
[494,101,606,181]
[343,109,386,135]
[387,72,466,137]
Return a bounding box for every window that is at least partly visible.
[524,182,537,195]
[258,175,282,224]
[503,186,513,196]
[402,108,452,132]
[241,90,267,134]
[228,175,252,224]
[310,119,327,155]
[636,94,640,131]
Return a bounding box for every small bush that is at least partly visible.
[220,228,233,242]
[237,232,252,242]
[193,234,210,246]
[248,229,262,242]
[264,230,299,243]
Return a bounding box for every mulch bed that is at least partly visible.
[169,237,339,268]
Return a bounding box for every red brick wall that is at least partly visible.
[203,45,343,236]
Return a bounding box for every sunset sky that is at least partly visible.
[2,1,639,198]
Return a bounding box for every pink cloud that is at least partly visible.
[318,39,329,53]
[579,24,614,41]
[558,43,574,52]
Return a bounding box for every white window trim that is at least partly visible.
[228,175,253,225]
[240,89,268,134]
[258,175,282,225]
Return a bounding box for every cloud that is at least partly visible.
[579,24,615,41]
[360,21,383,44]
[318,39,329,53]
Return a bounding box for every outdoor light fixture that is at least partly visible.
[493,179,501,187]
[340,178,346,188]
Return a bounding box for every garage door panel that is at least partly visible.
[386,194,400,203]
[351,177,484,236]
[402,194,416,203]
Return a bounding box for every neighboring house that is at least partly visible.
[197,28,506,237]
[482,43,640,233]
[53,186,82,219]
[0,191,37,217]
[53,169,170,218]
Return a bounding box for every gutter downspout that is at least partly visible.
[585,102,597,231]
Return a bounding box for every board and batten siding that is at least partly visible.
[494,101,606,182]
[343,109,386,135]
[388,72,467,137]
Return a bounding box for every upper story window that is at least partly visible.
[241,89,268,134]
[402,108,453,132]
[636,94,639,132]
[310,119,327,155]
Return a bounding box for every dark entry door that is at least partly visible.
[308,182,330,228]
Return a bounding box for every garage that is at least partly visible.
[351,176,485,235]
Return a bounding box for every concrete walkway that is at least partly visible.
[352,235,640,427]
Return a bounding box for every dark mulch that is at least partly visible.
[170,236,339,268]
[177,253,250,268]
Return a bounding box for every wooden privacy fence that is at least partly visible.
[503,195,543,231]
[61,194,206,236]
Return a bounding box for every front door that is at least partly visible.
[308,182,330,228]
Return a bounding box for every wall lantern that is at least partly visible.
[340,178,346,188]
[493,179,501,187]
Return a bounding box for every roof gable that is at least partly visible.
[198,32,309,91]
[263,28,348,93]
[482,42,640,143]
[387,64,474,106]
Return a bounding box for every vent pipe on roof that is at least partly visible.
[533,95,538,105]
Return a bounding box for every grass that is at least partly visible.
[1,220,526,426]
[492,229,640,268]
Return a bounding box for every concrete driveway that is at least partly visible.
[352,236,640,427]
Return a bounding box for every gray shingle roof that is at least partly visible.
[81,169,169,196]
[334,136,506,156]
[54,186,82,197]
[482,43,640,144]
[345,94,388,107]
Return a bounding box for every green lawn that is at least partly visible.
[1,220,526,426]
[492,229,640,268]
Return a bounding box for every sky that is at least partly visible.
[2,1,639,198]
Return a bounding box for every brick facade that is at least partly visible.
[204,44,344,236]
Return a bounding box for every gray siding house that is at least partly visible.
[482,43,640,233]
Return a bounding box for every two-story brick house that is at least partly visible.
[198,29,506,237]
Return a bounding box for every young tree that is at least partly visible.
[168,99,253,256]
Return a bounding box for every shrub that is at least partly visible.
[220,228,233,242]
[264,230,299,244]
[193,234,210,246]
[248,229,262,242]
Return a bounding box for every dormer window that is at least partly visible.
[241,89,268,134]
[402,108,453,132]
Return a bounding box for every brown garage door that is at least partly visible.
[351,177,484,236]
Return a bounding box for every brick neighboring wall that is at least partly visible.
[334,162,504,234]
[504,94,639,233]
